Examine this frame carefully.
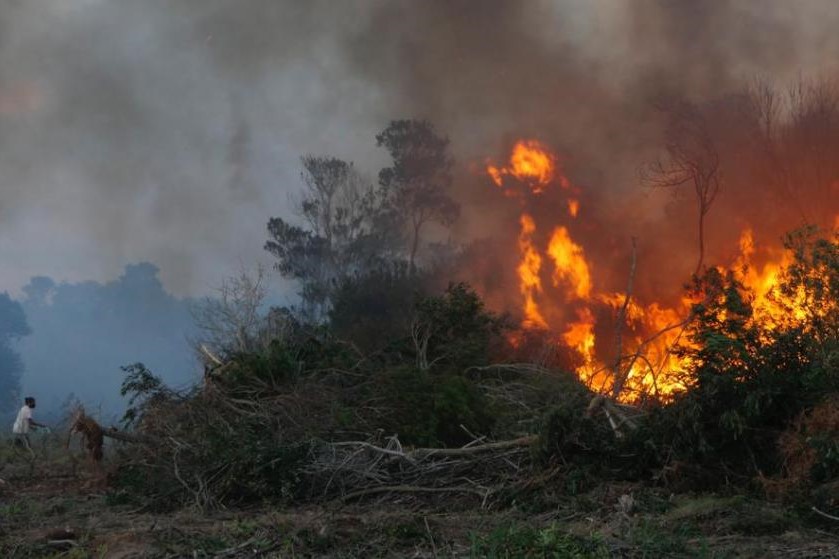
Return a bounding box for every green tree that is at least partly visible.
[376,119,459,274]
[409,282,508,372]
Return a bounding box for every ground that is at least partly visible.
[2,440,839,558]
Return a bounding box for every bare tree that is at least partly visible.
[744,77,839,228]
[191,265,270,359]
[642,100,722,275]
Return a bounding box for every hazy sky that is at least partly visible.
[1,0,838,298]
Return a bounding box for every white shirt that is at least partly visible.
[12,405,32,434]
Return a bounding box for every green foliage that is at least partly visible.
[375,366,495,447]
[534,393,608,467]
[119,362,174,428]
[329,262,425,353]
[412,282,510,371]
[219,340,300,388]
[644,229,839,485]
[469,523,608,558]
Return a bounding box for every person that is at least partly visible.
[12,397,47,456]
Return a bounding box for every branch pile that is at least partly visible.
[305,434,538,506]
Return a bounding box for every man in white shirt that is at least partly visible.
[12,397,47,455]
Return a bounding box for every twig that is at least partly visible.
[341,484,488,502]
[408,436,537,460]
[213,536,260,557]
[812,506,839,522]
[424,516,439,558]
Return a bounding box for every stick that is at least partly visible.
[612,237,638,400]
[424,517,438,558]
[812,506,839,522]
[200,344,224,366]
[104,428,155,444]
[408,436,537,460]
[341,485,488,502]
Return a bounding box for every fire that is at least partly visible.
[733,228,803,328]
[547,226,592,299]
[517,214,548,329]
[568,199,580,218]
[487,140,562,194]
[485,140,831,404]
[486,139,693,401]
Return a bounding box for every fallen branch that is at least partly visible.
[812,506,839,522]
[104,428,155,445]
[341,484,489,502]
[408,436,537,460]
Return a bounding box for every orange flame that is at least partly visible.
[484,140,831,404]
[487,140,560,194]
[547,226,592,300]
[517,214,548,329]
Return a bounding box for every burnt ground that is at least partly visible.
[2,443,839,558]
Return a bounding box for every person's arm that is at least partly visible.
[28,418,47,429]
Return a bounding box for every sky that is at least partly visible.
[2,0,838,299]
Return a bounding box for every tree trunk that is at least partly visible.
[409,221,421,275]
[695,204,706,276]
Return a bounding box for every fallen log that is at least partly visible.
[104,427,155,445]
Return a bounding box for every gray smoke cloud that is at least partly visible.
[0,0,838,298]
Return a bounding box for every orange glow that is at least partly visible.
[568,199,579,218]
[517,214,548,329]
[484,140,834,404]
[734,228,805,328]
[486,140,557,194]
[547,226,592,299]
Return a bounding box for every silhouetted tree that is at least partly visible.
[642,100,722,275]
[266,156,394,319]
[376,119,460,274]
[0,293,31,416]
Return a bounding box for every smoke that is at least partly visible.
[18,263,197,418]
[342,0,839,306]
[1,0,838,303]
[0,0,379,295]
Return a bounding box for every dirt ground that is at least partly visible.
[2,442,839,558]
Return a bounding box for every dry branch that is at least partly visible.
[306,434,537,506]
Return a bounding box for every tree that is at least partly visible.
[376,119,460,274]
[0,293,31,416]
[642,100,722,275]
[409,282,508,372]
[329,261,424,353]
[191,265,272,359]
[745,77,839,228]
[265,156,392,319]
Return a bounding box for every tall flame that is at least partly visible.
[485,140,831,403]
[547,226,592,300]
[517,214,548,329]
